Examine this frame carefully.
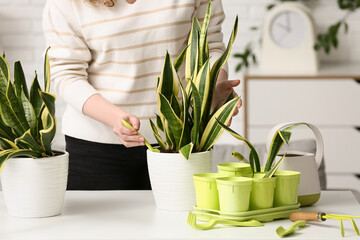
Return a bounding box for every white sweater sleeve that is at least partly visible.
[194,0,228,74]
[42,0,99,113]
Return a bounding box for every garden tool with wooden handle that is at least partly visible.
[290,212,360,237]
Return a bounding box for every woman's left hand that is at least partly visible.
[212,79,242,125]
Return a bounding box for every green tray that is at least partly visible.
[193,204,300,223]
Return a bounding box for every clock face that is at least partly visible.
[270,11,307,49]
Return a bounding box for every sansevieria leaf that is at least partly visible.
[199,97,239,151]
[159,93,183,148]
[39,110,55,156]
[15,129,44,153]
[29,72,43,117]
[264,123,309,171]
[216,120,261,173]
[185,18,200,83]
[14,61,29,100]
[0,137,17,150]
[179,142,194,160]
[174,45,189,72]
[0,90,26,136]
[199,0,211,68]
[21,90,36,128]
[44,47,51,92]
[149,119,166,150]
[0,55,10,94]
[0,149,42,174]
[203,16,238,124]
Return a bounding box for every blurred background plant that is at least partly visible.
[234,0,360,72]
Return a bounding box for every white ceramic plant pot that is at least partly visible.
[147,150,212,211]
[1,151,69,218]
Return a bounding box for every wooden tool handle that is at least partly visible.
[289,212,325,222]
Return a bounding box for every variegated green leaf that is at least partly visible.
[199,0,211,68]
[179,79,191,148]
[0,88,28,136]
[198,97,239,151]
[15,129,44,153]
[44,47,51,93]
[194,59,210,116]
[185,18,200,83]
[174,45,189,72]
[264,153,286,178]
[180,142,194,160]
[0,137,17,150]
[29,72,43,117]
[190,82,201,147]
[155,114,164,132]
[0,55,10,94]
[203,16,238,124]
[149,119,167,150]
[39,110,55,156]
[0,118,17,141]
[14,61,29,100]
[158,52,179,103]
[264,123,309,171]
[0,149,42,174]
[39,91,56,118]
[159,93,183,148]
[217,120,261,173]
[21,90,36,128]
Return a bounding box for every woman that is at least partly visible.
[42,0,242,190]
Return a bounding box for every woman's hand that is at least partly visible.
[212,70,242,126]
[83,94,145,147]
[113,114,145,147]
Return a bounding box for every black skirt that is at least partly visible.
[65,135,152,190]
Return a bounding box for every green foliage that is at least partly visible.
[0,48,57,172]
[150,1,240,159]
[217,121,309,178]
[234,0,360,72]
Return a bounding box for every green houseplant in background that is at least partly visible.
[0,48,69,218]
[145,1,240,211]
[234,0,360,72]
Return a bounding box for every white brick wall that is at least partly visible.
[0,0,359,148]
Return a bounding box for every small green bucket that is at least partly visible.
[274,170,300,207]
[216,177,253,213]
[217,162,252,177]
[250,173,276,210]
[193,173,227,210]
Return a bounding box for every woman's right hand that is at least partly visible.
[113,114,145,147]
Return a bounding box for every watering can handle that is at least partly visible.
[266,122,324,169]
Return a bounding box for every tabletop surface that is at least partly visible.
[1,190,360,240]
[244,61,360,78]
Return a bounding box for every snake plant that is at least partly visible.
[149,1,240,159]
[217,121,310,178]
[0,48,57,173]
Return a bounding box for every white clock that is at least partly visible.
[261,3,319,73]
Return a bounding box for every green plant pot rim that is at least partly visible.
[275,170,300,178]
[252,173,277,183]
[216,176,253,186]
[193,173,229,182]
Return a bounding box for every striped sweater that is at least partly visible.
[42,0,227,144]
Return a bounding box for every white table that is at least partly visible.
[1,191,360,240]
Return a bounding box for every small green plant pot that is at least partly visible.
[216,177,253,213]
[193,173,227,210]
[250,173,276,210]
[274,170,300,207]
[217,163,252,177]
